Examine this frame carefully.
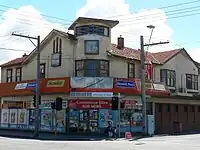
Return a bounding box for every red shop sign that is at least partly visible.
[121,100,137,109]
[145,63,153,80]
[68,100,111,109]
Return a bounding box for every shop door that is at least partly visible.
[79,109,98,132]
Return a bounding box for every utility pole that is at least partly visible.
[140,35,169,135]
[12,33,41,137]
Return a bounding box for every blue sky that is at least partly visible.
[0,0,200,61]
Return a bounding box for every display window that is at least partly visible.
[68,100,111,133]
[120,100,143,127]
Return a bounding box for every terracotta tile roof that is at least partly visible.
[110,44,160,64]
[151,49,181,63]
[0,57,26,67]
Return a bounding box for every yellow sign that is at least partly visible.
[47,80,65,87]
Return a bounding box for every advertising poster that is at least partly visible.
[28,109,36,129]
[54,110,66,133]
[40,109,53,131]
[9,109,18,128]
[17,109,28,129]
[69,109,78,132]
[98,109,112,128]
[1,109,9,128]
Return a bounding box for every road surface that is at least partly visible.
[1,134,200,150]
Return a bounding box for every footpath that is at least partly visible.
[0,128,143,141]
[0,129,108,141]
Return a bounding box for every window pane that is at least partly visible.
[161,69,166,78]
[100,61,108,70]
[85,40,99,54]
[76,61,84,70]
[100,70,108,77]
[167,70,170,78]
[194,75,198,82]
[86,70,97,77]
[76,70,84,77]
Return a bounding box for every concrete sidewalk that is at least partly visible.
[0,129,108,141]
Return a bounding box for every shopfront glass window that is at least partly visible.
[120,102,143,127]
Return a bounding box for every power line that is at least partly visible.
[118,10,200,27]
[0,0,199,29]
[0,4,73,23]
[0,47,30,52]
[104,0,200,19]
[119,5,200,22]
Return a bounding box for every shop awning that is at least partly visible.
[0,77,70,97]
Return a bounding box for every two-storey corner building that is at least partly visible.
[0,16,192,135]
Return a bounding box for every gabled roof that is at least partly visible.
[68,17,119,30]
[22,29,76,64]
[0,57,27,68]
[151,49,182,63]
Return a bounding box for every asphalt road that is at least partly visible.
[1,134,200,150]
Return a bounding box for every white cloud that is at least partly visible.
[0,5,67,62]
[76,0,177,52]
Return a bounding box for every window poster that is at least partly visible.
[89,110,98,132]
[40,109,53,131]
[9,109,18,128]
[17,109,28,129]
[28,109,36,129]
[69,109,78,132]
[1,109,9,128]
[54,109,66,133]
[98,109,112,128]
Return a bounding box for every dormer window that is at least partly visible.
[75,25,109,37]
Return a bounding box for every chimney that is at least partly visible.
[117,35,124,49]
[22,53,28,57]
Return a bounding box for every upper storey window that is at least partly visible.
[75,25,109,37]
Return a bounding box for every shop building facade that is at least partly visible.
[0,17,199,135]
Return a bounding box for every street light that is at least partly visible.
[147,25,155,29]
[141,25,156,136]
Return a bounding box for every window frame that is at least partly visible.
[40,63,46,78]
[75,59,109,77]
[160,69,176,87]
[15,67,22,82]
[84,40,99,55]
[186,74,198,90]
[75,25,110,37]
[6,69,12,83]
[53,37,62,54]
[128,63,135,78]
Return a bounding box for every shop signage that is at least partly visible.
[68,100,111,109]
[116,80,135,88]
[135,79,153,90]
[70,77,113,89]
[47,80,65,87]
[15,83,27,90]
[145,63,153,80]
[70,92,113,97]
[26,82,36,88]
[153,83,166,91]
[15,81,38,90]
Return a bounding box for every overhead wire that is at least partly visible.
[0,0,199,56]
[104,0,200,18]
